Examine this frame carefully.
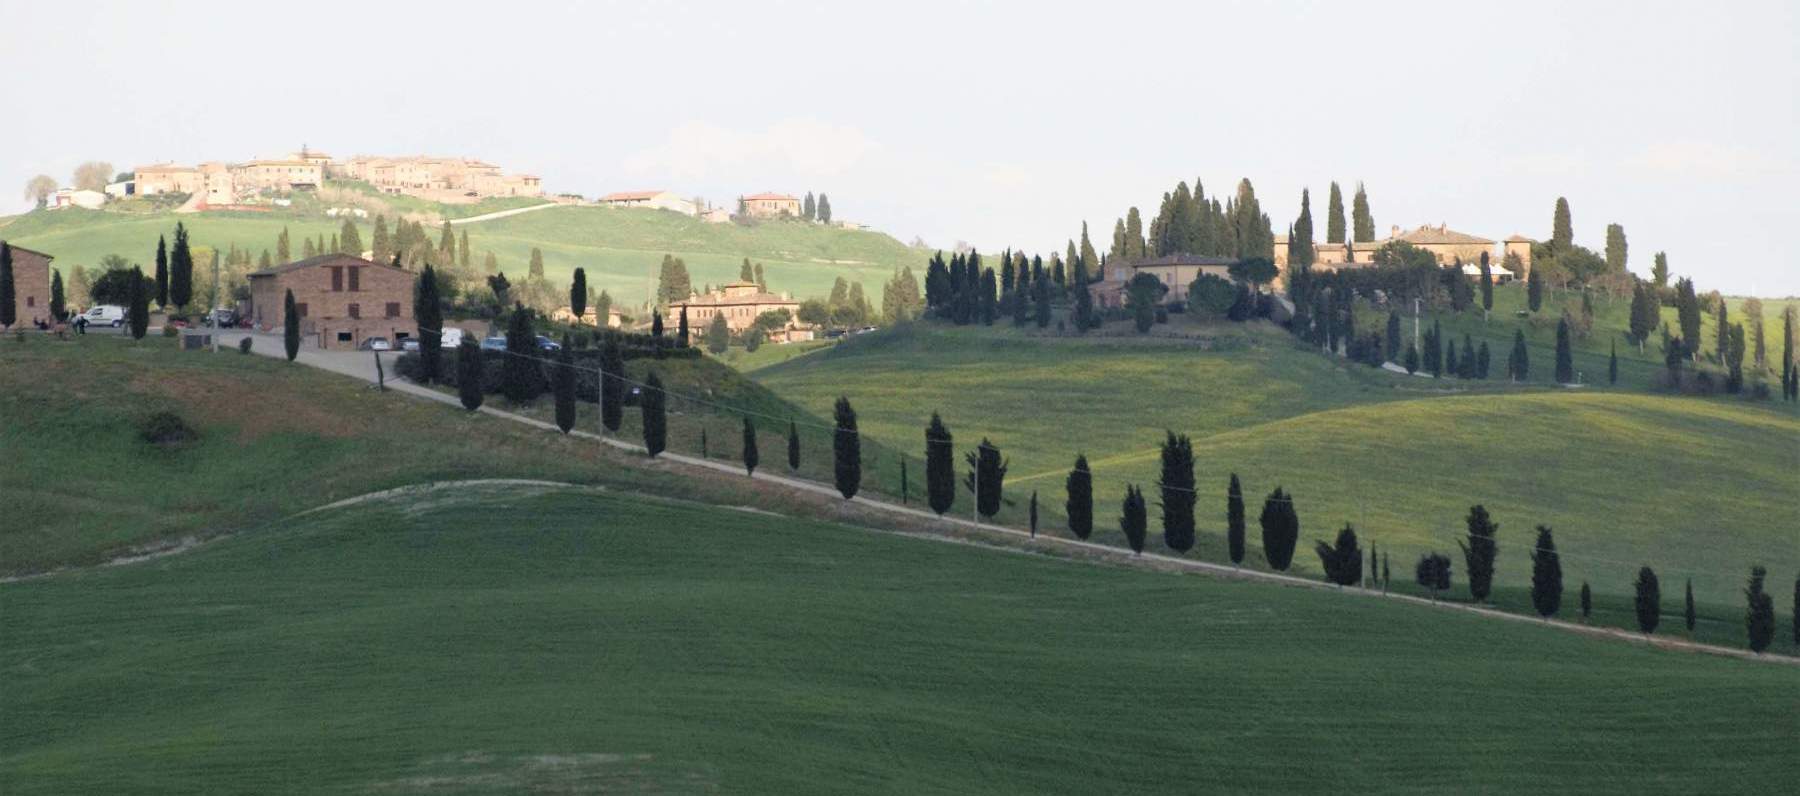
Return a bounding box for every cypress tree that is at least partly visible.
[1325,181,1346,244]
[1385,311,1401,363]
[1555,316,1574,384]
[1313,524,1362,587]
[1745,567,1774,653]
[456,338,483,411]
[1460,333,1476,379]
[900,458,908,503]
[1634,566,1661,634]
[1065,454,1093,540]
[0,244,11,329]
[1350,182,1374,242]
[600,337,624,432]
[552,335,576,433]
[501,304,539,404]
[1425,320,1442,377]
[833,397,860,499]
[1510,329,1530,381]
[1527,269,1543,312]
[677,306,690,348]
[277,227,291,264]
[651,310,663,340]
[1551,197,1573,251]
[1029,491,1039,538]
[1120,485,1148,555]
[1033,276,1051,328]
[570,267,588,322]
[641,371,666,457]
[739,417,760,476]
[1529,525,1562,618]
[925,412,955,516]
[1476,341,1491,379]
[1368,542,1378,589]
[1072,258,1095,333]
[1226,473,1246,566]
[153,235,169,308]
[1446,338,1458,378]
[1479,252,1494,317]
[787,421,801,471]
[1684,579,1697,636]
[1580,581,1592,622]
[128,266,149,339]
[1608,340,1618,385]
[169,222,193,310]
[1460,505,1499,603]
[1783,308,1794,400]
[1403,342,1419,375]
[1383,552,1391,590]
[1259,487,1299,571]
[1676,278,1701,357]
[962,437,1006,519]
[49,269,65,322]
[1158,431,1196,552]
[414,265,443,383]
[281,288,299,359]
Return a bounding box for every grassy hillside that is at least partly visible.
[0,199,926,307]
[753,322,1800,605]
[4,485,1794,793]
[0,333,863,575]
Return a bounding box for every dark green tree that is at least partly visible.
[1066,455,1093,540]
[1676,278,1701,356]
[1350,182,1375,242]
[1529,525,1562,618]
[1745,566,1774,653]
[787,421,801,471]
[1551,197,1573,252]
[414,265,443,382]
[1385,311,1402,362]
[552,335,576,433]
[1226,473,1246,566]
[600,337,624,432]
[570,267,587,321]
[1403,341,1419,374]
[1313,524,1363,587]
[1120,485,1148,555]
[1555,316,1575,384]
[1477,341,1491,379]
[340,219,362,256]
[153,235,168,308]
[1033,274,1051,328]
[1527,269,1543,312]
[1289,189,1315,270]
[456,338,483,411]
[1580,582,1592,622]
[706,312,729,354]
[742,417,759,476]
[0,244,15,328]
[1158,432,1196,552]
[1479,253,1494,317]
[1416,553,1453,600]
[501,304,539,404]
[833,397,860,499]
[1634,566,1661,634]
[1608,341,1618,385]
[925,413,956,516]
[49,268,66,321]
[641,371,666,457]
[1325,181,1346,244]
[1459,505,1499,602]
[128,266,150,339]
[169,222,193,310]
[1684,579,1697,636]
[677,306,690,348]
[1259,487,1299,571]
[1510,329,1530,381]
[1029,491,1039,538]
[962,437,1007,519]
[281,288,298,359]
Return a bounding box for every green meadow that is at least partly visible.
[4,485,1795,793]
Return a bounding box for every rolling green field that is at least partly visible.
[0,199,926,308]
[752,322,1800,606]
[4,485,1795,793]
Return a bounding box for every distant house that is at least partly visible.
[700,207,732,224]
[1088,254,1239,309]
[49,188,106,210]
[597,190,696,216]
[133,163,202,196]
[740,192,800,219]
[550,305,623,328]
[104,180,134,199]
[1,242,54,328]
[680,282,805,338]
[247,254,415,350]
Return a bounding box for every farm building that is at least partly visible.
[247,254,416,350]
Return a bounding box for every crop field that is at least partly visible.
[753,322,1800,606]
[3,485,1795,793]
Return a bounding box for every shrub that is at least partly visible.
[161,324,179,338]
[137,410,197,446]
[237,336,253,354]
[1415,552,1453,598]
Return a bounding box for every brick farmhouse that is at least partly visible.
[2,242,56,329]
[248,254,415,350]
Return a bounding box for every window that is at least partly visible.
[348,267,360,292]
[385,302,400,319]
[26,296,34,307]
[348,303,360,319]
[330,266,344,292]
[296,303,308,318]
[337,331,352,342]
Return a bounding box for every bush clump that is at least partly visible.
[237,336,253,355]
[138,411,198,446]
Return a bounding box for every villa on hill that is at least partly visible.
[597,190,696,216]
[1088,254,1240,310]
[550,305,624,328]
[739,192,801,219]
[1,242,55,329]
[1275,223,1536,279]
[247,254,415,350]
[680,282,812,341]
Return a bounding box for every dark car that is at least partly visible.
[535,335,562,352]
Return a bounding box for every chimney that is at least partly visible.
[1390,224,1400,239]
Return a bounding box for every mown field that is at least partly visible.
[4,485,1795,793]
[0,199,926,307]
[752,321,1800,606]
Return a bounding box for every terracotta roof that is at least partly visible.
[680,290,799,308]
[0,241,54,260]
[135,163,198,173]
[1505,234,1535,242]
[743,192,797,202]
[248,253,401,278]
[1394,225,1493,246]
[599,190,668,202]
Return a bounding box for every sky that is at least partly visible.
[2,0,1796,294]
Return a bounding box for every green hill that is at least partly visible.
[4,485,1794,793]
[752,322,1800,606]
[0,198,926,307]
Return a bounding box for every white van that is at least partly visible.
[440,327,465,347]
[80,305,127,327]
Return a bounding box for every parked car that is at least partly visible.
[81,305,128,327]
[400,338,420,352]
[359,337,392,351]
[440,328,465,348]
[204,308,239,327]
[480,336,508,351]
[535,335,562,352]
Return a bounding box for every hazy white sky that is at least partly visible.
[2,0,1795,293]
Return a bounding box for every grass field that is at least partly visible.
[752,322,1800,606]
[0,199,926,308]
[4,485,1795,793]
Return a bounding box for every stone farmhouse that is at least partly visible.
[1276,224,1536,280]
[2,242,55,329]
[247,254,416,350]
[740,192,801,219]
[680,282,811,341]
[1088,254,1239,310]
[132,155,323,206]
[597,190,696,216]
[550,305,624,328]
[333,155,541,203]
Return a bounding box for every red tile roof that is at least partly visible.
[743,192,797,202]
